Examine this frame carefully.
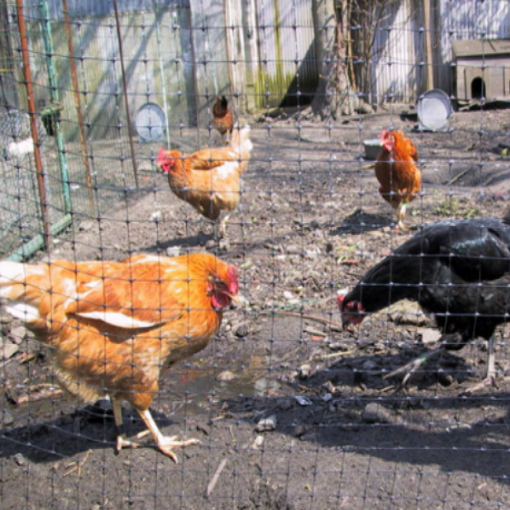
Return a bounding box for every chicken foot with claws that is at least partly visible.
[461,335,498,394]
[112,399,200,462]
[138,409,200,463]
[112,398,150,452]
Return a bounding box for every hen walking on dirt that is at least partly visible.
[339,217,510,392]
[0,253,239,461]
[375,129,422,229]
[157,126,253,238]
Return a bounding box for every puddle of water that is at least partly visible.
[4,353,283,426]
[160,353,282,417]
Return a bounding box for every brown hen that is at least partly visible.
[375,129,422,229]
[0,253,239,461]
[157,126,253,237]
[212,95,234,145]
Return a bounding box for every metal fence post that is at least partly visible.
[38,0,72,215]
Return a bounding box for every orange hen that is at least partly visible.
[212,95,234,145]
[0,253,239,461]
[375,130,422,229]
[157,126,253,237]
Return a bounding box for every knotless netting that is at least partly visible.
[1,0,510,508]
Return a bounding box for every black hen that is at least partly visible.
[339,217,510,389]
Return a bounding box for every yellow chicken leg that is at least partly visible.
[219,213,231,238]
[138,409,200,463]
[462,335,499,394]
[112,398,150,453]
[396,202,407,230]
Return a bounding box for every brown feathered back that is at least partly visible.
[0,253,237,409]
[375,130,422,209]
[157,127,253,221]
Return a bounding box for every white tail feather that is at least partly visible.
[76,311,157,329]
[5,302,40,322]
[230,125,252,155]
[0,261,45,293]
[0,261,46,322]
[0,261,26,286]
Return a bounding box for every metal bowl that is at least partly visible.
[416,89,453,131]
[135,102,166,142]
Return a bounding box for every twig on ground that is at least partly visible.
[313,350,354,361]
[206,458,228,497]
[446,167,472,186]
[18,352,37,364]
[304,327,328,337]
[259,310,343,331]
[15,387,63,405]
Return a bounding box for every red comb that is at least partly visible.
[156,148,167,163]
[228,266,239,295]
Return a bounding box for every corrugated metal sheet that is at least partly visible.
[20,3,193,143]
[190,0,230,126]
[14,0,321,136]
[370,1,426,104]
[256,0,318,108]
[436,0,510,92]
[23,0,189,20]
[365,0,510,103]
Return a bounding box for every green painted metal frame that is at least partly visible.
[6,0,73,261]
[38,0,72,214]
[7,215,72,262]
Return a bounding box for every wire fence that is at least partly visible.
[1,0,510,508]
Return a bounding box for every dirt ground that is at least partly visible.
[2,108,510,509]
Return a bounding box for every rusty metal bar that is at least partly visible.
[112,0,139,189]
[15,0,51,251]
[61,0,95,212]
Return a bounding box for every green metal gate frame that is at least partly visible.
[6,0,73,261]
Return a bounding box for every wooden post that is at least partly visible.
[224,0,247,113]
[112,0,139,188]
[423,0,434,89]
[186,6,201,142]
[242,0,260,112]
[62,0,95,212]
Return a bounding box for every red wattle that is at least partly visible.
[212,292,230,309]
